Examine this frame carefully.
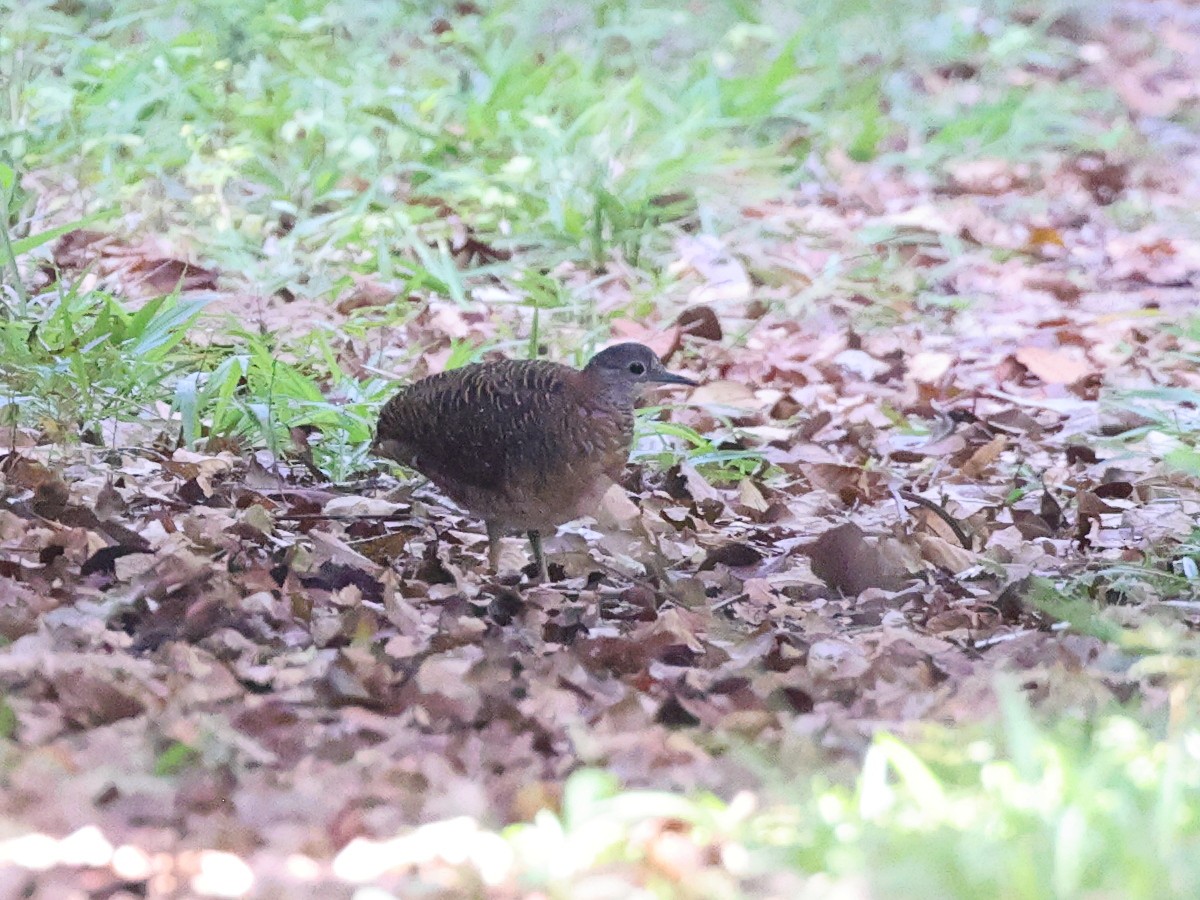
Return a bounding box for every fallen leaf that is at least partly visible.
[686,379,760,411]
[676,305,723,341]
[1014,346,1092,384]
[914,533,977,574]
[960,435,1007,478]
[309,531,385,575]
[699,542,764,571]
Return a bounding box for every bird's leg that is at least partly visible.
[527,530,550,583]
[486,521,503,573]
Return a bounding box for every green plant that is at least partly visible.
[0,287,208,438]
[0,161,117,314]
[638,415,768,481]
[500,687,1200,899]
[173,328,390,480]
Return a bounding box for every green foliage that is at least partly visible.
[7,0,1122,287]
[1,0,1130,475]
[1105,358,1200,499]
[639,415,767,481]
[154,740,201,777]
[0,696,15,741]
[0,279,387,480]
[835,691,1200,900]
[172,327,393,480]
[0,287,208,436]
[506,691,1200,899]
[0,160,118,311]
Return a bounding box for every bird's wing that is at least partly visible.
[375,361,576,492]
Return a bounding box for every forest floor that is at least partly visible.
[3,1,1200,897]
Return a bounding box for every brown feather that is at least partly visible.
[373,343,696,578]
[375,359,633,532]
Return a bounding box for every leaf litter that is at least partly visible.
[6,6,1200,898]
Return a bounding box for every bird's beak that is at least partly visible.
[649,367,698,387]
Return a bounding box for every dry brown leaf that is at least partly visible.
[335,274,400,314]
[1014,346,1092,384]
[595,482,640,527]
[310,531,385,575]
[1011,509,1057,540]
[908,351,954,383]
[699,541,764,570]
[669,234,752,303]
[914,533,977,574]
[737,478,770,513]
[686,379,760,411]
[959,435,1007,478]
[676,305,723,341]
[674,460,723,505]
[807,638,870,681]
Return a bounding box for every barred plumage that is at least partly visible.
[373,343,696,581]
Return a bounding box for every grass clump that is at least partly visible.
[1,0,1130,473]
[499,688,1200,899]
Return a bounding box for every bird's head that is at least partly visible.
[583,343,697,402]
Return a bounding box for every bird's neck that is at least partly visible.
[593,380,639,410]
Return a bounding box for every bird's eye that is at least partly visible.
[628,362,646,375]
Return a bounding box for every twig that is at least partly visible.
[272,512,414,522]
[897,489,972,550]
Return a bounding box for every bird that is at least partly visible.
[372,342,697,581]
